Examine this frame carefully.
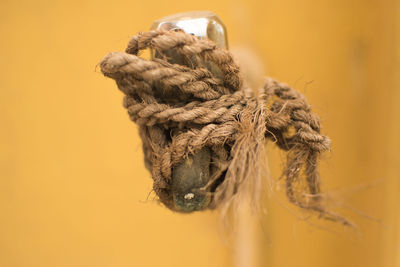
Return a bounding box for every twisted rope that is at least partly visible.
[100,30,350,225]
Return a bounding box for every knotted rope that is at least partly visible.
[100,30,350,225]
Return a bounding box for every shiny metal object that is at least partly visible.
[150,11,228,212]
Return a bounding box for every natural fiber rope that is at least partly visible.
[100,30,351,225]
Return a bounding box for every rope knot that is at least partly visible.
[100,30,351,225]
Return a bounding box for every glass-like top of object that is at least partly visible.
[150,11,228,49]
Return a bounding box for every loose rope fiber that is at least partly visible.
[100,30,351,225]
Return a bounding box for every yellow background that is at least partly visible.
[1,0,399,267]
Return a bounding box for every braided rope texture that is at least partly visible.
[100,30,350,225]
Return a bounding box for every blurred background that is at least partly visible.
[0,0,399,266]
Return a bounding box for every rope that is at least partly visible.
[100,30,351,225]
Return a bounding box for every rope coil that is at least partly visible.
[100,30,350,225]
